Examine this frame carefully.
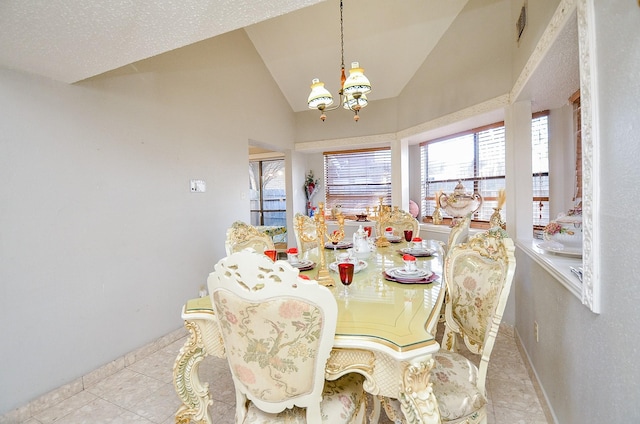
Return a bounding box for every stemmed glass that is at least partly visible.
[404,229,413,242]
[338,262,355,298]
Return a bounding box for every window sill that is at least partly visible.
[517,239,583,300]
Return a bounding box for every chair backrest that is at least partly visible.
[445,213,472,254]
[376,207,419,239]
[224,221,275,256]
[207,250,337,423]
[441,227,516,391]
[294,213,319,253]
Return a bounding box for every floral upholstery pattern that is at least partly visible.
[208,250,367,424]
[214,292,323,402]
[380,229,515,424]
[447,256,503,346]
[244,373,366,423]
[431,352,486,421]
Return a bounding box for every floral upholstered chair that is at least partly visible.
[444,213,472,254]
[224,221,275,256]
[375,208,419,240]
[380,228,516,424]
[207,250,367,424]
[294,213,319,255]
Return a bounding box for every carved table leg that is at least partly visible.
[398,358,440,424]
[173,320,213,424]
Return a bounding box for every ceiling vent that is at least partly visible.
[517,2,527,43]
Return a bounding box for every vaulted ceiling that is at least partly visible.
[0,0,578,118]
[0,0,469,113]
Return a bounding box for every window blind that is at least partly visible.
[324,148,391,215]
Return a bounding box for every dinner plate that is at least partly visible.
[376,235,402,243]
[398,247,435,257]
[289,259,316,271]
[384,269,438,284]
[329,260,368,273]
[324,241,353,249]
[537,241,582,258]
[386,267,431,280]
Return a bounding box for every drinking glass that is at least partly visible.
[338,263,355,298]
[363,226,373,238]
[404,229,413,242]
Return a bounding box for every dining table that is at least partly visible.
[172,239,446,424]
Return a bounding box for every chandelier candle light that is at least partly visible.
[307,0,372,122]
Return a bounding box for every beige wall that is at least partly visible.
[0,29,294,413]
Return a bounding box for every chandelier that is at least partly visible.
[307,0,372,122]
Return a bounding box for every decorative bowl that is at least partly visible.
[543,214,582,248]
[355,214,368,221]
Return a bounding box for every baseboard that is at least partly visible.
[514,327,558,424]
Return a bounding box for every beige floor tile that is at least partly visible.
[86,369,164,401]
[47,398,126,424]
[33,391,97,424]
[493,405,548,424]
[127,350,176,384]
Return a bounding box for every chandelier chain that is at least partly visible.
[340,0,345,72]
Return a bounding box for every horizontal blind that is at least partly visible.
[422,122,505,222]
[324,148,391,215]
[532,113,550,227]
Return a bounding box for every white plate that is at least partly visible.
[399,247,435,257]
[329,260,368,273]
[377,235,402,243]
[289,259,315,270]
[324,241,353,249]
[385,268,436,283]
[386,267,431,279]
[537,241,582,258]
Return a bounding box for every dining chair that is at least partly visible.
[224,221,275,256]
[294,213,319,254]
[375,207,419,240]
[380,228,516,424]
[207,250,367,424]
[436,212,473,324]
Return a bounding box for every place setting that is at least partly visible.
[328,251,368,274]
[397,235,436,257]
[383,254,439,284]
[285,248,316,271]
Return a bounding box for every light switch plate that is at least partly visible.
[190,179,206,192]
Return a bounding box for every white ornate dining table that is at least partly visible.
[173,239,446,424]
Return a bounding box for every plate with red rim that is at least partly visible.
[383,269,438,284]
[324,241,353,249]
[289,259,316,271]
[398,247,436,257]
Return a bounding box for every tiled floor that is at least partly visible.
[11,325,550,424]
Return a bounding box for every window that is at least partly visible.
[532,112,550,228]
[421,115,550,229]
[420,123,506,224]
[324,148,391,216]
[249,159,286,227]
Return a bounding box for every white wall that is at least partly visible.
[514,0,640,422]
[0,29,295,414]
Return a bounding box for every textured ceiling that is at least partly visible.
[0,0,468,112]
[0,0,323,83]
[0,0,577,116]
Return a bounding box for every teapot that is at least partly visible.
[352,225,371,259]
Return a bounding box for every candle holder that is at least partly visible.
[298,202,344,287]
[371,197,392,247]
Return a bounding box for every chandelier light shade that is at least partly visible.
[307,79,334,110]
[307,1,372,122]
